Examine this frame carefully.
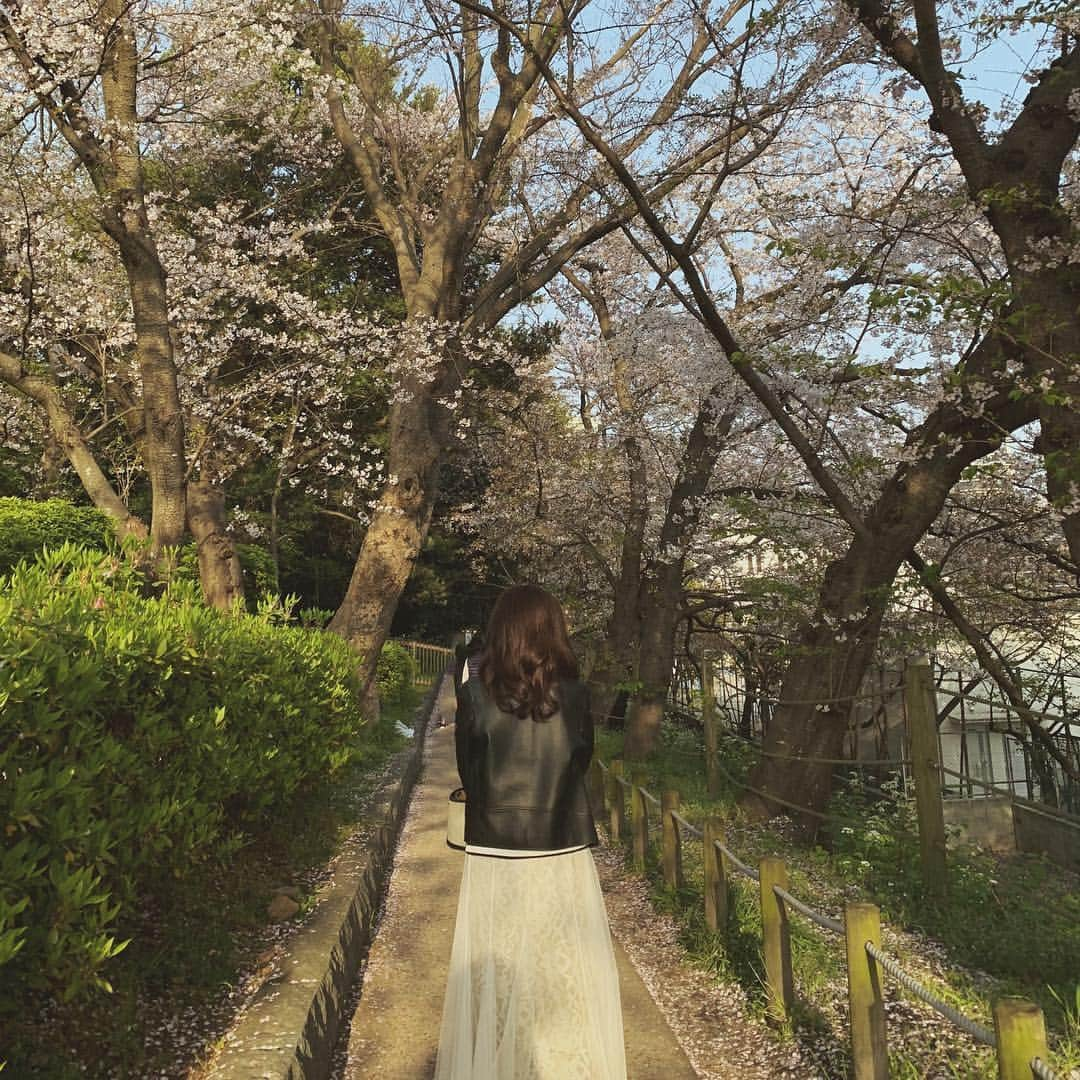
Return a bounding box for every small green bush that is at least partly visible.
[0,543,378,1003]
[0,497,111,572]
[376,641,417,705]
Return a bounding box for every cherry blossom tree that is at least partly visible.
[0,0,188,551]
[0,3,388,606]
[455,0,1078,817]
[302,0,850,688]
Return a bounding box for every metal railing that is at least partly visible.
[591,757,1067,1080]
[395,639,454,681]
[664,655,1080,895]
[669,653,1080,815]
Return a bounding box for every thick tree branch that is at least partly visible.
[0,348,145,537]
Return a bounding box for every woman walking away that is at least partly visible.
[434,584,627,1080]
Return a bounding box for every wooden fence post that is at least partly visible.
[589,759,605,819]
[661,790,683,889]
[845,902,888,1080]
[994,999,1049,1080]
[631,780,648,872]
[608,759,625,842]
[759,856,794,1025]
[906,659,947,898]
[702,655,721,798]
[703,817,728,935]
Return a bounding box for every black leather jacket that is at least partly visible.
[453,671,599,852]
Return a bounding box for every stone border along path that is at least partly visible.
[205,675,442,1080]
[336,674,717,1080]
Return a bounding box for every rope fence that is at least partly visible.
[941,692,1071,730]
[1032,1059,1064,1080]
[713,726,912,768]
[590,755,1068,1080]
[773,884,843,936]
[670,809,702,839]
[667,652,1079,820]
[713,837,759,882]
[676,654,1080,912]
[940,766,1080,830]
[709,753,863,826]
[864,942,995,1046]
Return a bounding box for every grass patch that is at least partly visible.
[2,680,431,1079]
[595,724,1080,1078]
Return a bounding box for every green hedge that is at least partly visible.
[0,544,379,1002]
[0,497,279,605]
[376,640,418,705]
[0,497,111,572]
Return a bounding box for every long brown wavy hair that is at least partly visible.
[478,584,579,721]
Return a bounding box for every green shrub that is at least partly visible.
[0,543,379,1003]
[0,497,111,572]
[237,543,279,599]
[829,777,1080,1010]
[376,641,417,705]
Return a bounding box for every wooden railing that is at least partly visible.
[588,757,1066,1080]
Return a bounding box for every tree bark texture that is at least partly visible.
[187,480,245,612]
[121,250,187,553]
[327,377,450,691]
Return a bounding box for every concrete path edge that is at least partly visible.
[207,674,446,1080]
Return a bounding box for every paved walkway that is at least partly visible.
[339,675,698,1079]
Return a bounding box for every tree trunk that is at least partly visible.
[562,272,648,728]
[1039,401,1080,573]
[742,385,1033,823]
[740,668,758,739]
[327,381,446,692]
[623,385,736,757]
[187,480,245,611]
[741,543,891,832]
[1028,738,1060,808]
[625,566,683,759]
[122,251,187,553]
[590,437,648,727]
[268,400,300,584]
[98,0,187,553]
[589,628,638,729]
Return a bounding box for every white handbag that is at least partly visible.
[447,786,466,850]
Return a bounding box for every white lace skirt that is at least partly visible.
[434,846,627,1080]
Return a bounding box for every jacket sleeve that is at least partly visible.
[454,679,473,791]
